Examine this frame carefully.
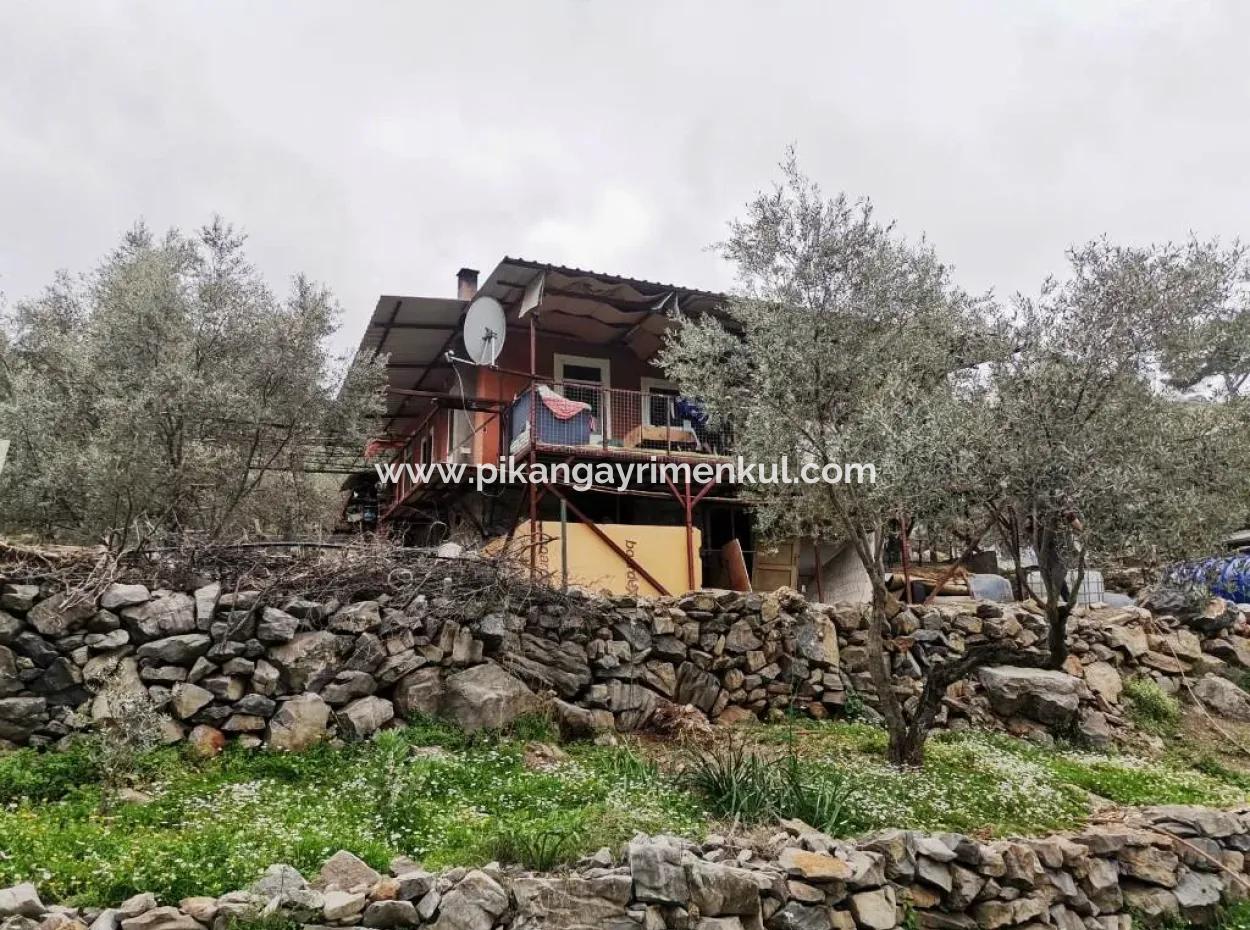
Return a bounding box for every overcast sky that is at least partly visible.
[3,1,1248,355]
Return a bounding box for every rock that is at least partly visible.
[329,602,382,634]
[170,682,214,719]
[1083,662,1123,704]
[1121,884,1179,920]
[499,635,592,698]
[0,610,22,646]
[317,849,381,891]
[768,902,833,930]
[551,698,615,738]
[268,632,341,692]
[440,662,536,732]
[118,909,204,930]
[779,848,853,882]
[177,899,217,925]
[848,888,896,930]
[0,885,43,919]
[337,696,394,739]
[250,863,308,897]
[321,670,378,706]
[118,894,156,919]
[394,871,436,901]
[186,724,225,758]
[362,901,418,928]
[121,594,196,642]
[100,585,151,611]
[393,667,444,719]
[222,714,266,733]
[675,661,722,713]
[322,891,367,921]
[256,608,300,644]
[1193,675,1250,720]
[511,875,632,928]
[27,594,95,637]
[1144,804,1245,838]
[685,858,760,916]
[1194,598,1239,635]
[630,840,690,905]
[1106,624,1149,657]
[1173,869,1221,914]
[1118,846,1180,887]
[796,617,840,666]
[137,634,211,665]
[193,583,220,627]
[266,693,331,752]
[1077,708,1113,748]
[252,660,279,696]
[0,585,39,613]
[0,697,47,742]
[724,620,763,654]
[977,666,1080,724]
[431,870,508,930]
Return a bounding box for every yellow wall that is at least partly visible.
[519,521,702,596]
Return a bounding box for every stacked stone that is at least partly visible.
[0,581,849,750]
[832,596,1250,747]
[4,575,1250,752]
[4,805,1250,929]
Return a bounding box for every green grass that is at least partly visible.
[2,718,1248,907]
[751,721,1249,835]
[0,725,701,906]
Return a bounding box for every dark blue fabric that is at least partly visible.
[1163,553,1250,603]
[674,397,708,428]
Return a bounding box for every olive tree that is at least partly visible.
[0,219,385,546]
[661,156,1006,764]
[985,242,1250,665]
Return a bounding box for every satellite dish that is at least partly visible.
[462,296,506,365]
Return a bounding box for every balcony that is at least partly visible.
[506,380,732,460]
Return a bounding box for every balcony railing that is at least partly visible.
[506,380,732,459]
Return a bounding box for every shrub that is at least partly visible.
[0,740,102,803]
[1123,676,1181,736]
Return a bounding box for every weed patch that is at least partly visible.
[1124,676,1182,737]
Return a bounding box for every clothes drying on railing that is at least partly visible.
[536,385,598,432]
[1164,552,1250,604]
[674,397,708,428]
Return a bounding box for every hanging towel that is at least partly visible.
[536,385,598,432]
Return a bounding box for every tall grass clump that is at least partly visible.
[1124,676,1181,737]
[680,736,853,835]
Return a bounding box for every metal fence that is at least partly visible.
[506,380,732,458]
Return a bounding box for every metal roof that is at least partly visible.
[355,257,730,437]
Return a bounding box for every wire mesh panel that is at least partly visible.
[507,381,731,458]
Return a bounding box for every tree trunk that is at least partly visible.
[864,571,910,766]
[1038,530,1070,669]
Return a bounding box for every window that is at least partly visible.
[640,377,680,428]
[554,354,611,441]
[419,431,433,464]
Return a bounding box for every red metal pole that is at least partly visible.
[684,478,695,592]
[528,314,538,582]
[545,484,671,596]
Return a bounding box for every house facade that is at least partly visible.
[348,257,869,601]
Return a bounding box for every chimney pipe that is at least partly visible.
[456,267,479,301]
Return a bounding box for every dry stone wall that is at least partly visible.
[2,574,1250,752]
[4,805,1250,929]
[0,581,846,750]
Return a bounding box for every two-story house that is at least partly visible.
[348,257,869,601]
